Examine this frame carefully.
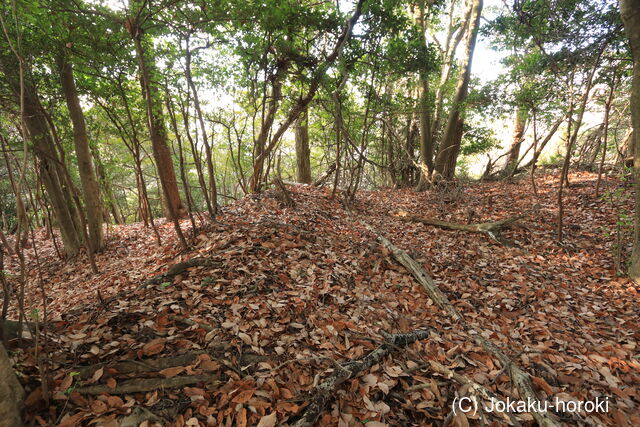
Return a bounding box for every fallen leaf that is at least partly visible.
[256,412,277,427]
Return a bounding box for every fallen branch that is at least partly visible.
[397,214,523,245]
[366,224,559,427]
[144,257,222,286]
[292,329,431,427]
[75,343,265,381]
[313,162,336,187]
[75,374,212,395]
[76,352,204,380]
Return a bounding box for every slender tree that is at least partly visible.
[57,51,104,251]
[619,0,640,281]
[125,6,186,220]
[433,0,483,180]
[295,107,312,183]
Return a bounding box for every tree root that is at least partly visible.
[292,329,431,427]
[366,223,559,427]
[272,177,295,208]
[76,352,204,380]
[75,343,266,381]
[396,214,523,246]
[75,374,213,395]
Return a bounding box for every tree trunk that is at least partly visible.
[504,107,528,174]
[0,55,82,257]
[249,0,365,192]
[184,39,217,216]
[433,0,483,180]
[619,0,640,281]
[58,53,104,251]
[431,0,469,143]
[596,78,617,196]
[295,107,312,183]
[0,342,24,427]
[127,21,186,220]
[416,2,433,190]
[92,146,124,224]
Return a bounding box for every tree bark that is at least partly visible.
[504,107,528,174]
[433,0,483,180]
[58,53,104,251]
[295,107,312,183]
[619,0,640,281]
[127,19,186,220]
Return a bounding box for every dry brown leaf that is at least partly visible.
[159,366,185,378]
[106,377,117,390]
[142,338,166,356]
[232,389,255,404]
[256,412,277,427]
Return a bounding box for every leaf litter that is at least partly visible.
[4,170,639,426]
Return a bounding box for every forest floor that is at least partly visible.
[4,170,640,427]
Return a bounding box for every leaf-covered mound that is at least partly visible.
[7,171,640,426]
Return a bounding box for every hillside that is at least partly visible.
[4,171,639,426]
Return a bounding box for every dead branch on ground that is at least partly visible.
[292,329,431,427]
[396,213,524,246]
[365,223,559,427]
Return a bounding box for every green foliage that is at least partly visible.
[461,125,500,156]
[539,152,564,166]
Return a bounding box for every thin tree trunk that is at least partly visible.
[92,147,124,224]
[295,107,312,183]
[504,107,528,174]
[416,1,433,190]
[619,0,640,281]
[184,39,217,216]
[433,0,483,180]
[596,77,617,196]
[431,0,468,142]
[249,0,365,192]
[58,53,104,251]
[127,21,186,220]
[557,54,601,240]
[165,92,198,232]
[0,55,82,257]
[522,115,565,169]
